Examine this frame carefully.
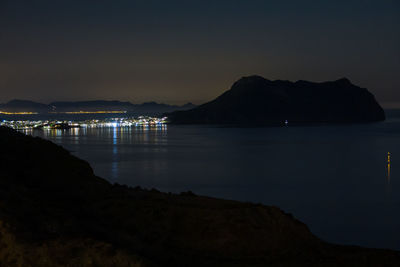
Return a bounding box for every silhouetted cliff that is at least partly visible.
[0,127,398,266]
[168,76,385,125]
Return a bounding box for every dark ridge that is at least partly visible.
[0,126,399,266]
[49,100,136,112]
[0,99,52,112]
[50,100,135,107]
[133,101,196,115]
[0,99,197,115]
[167,75,385,125]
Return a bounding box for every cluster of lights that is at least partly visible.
[49,110,128,114]
[0,116,168,130]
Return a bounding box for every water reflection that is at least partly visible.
[23,122,399,250]
[386,152,392,197]
[112,127,118,181]
[387,152,391,183]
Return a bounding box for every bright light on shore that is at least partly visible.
[50,111,128,114]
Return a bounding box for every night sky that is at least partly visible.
[1,1,399,106]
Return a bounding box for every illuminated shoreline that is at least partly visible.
[0,111,39,115]
[1,116,168,130]
[0,110,128,115]
[50,111,128,114]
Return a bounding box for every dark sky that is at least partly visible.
[1,0,399,106]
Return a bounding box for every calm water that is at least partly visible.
[23,110,399,250]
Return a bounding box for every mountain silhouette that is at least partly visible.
[167,75,385,125]
[0,99,52,113]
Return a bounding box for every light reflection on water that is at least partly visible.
[27,119,399,251]
[112,127,118,180]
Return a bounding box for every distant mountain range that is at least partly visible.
[0,100,196,115]
[168,75,385,125]
[0,100,53,113]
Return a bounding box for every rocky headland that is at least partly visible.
[168,76,385,125]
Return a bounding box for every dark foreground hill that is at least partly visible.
[168,76,385,125]
[0,127,399,266]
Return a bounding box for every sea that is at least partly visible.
[4,110,399,250]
